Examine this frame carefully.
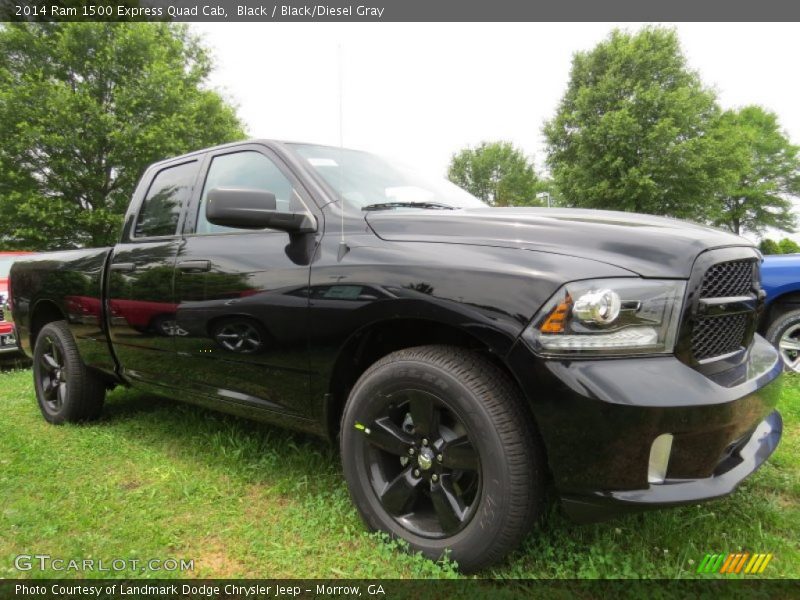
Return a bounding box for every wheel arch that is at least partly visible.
[761,289,800,332]
[323,316,538,442]
[29,299,67,350]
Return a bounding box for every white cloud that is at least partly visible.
[193,22,800,240]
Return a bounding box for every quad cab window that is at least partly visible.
[134,161,198,238]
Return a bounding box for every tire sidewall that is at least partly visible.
[766,308,800,372]
[341,357,515,565]
[33,323,78,424]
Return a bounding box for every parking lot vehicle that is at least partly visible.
[8,141,783,571]
[0,251,32,355]
[760,253,800,371]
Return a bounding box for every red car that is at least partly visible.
[0,251,33,354]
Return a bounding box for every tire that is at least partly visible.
[32,321,105,424]
[765,307,800,372]
[340,345,545,572]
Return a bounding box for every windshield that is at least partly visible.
[291,144,486,210]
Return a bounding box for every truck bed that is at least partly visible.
[10,248,118,379]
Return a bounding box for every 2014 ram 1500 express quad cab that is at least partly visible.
[8,140,783,571]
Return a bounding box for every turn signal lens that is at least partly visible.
[540,294,572,333]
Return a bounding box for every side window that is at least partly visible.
[196,151,296,235]
[134,161,198,238]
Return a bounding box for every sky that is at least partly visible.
[192,22,800,239]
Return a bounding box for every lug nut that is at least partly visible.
[436,454,443,462]
[431,474,439,482]
[408,447,415,455]
[413,469,420,477]
[422,438,428,446]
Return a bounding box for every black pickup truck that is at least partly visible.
[8,140,783,571]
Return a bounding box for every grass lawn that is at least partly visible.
[0,361,797,579]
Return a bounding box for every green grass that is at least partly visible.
[0,363,797,579]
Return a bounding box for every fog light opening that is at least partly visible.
[648,433,673,484]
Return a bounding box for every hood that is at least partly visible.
[365,207,754,278]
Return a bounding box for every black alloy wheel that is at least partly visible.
[341,345,545,572]
[359,388,481,538]
[33,321,105,424]
[37,334,68,414]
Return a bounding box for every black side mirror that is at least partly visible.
[206,188,316,233]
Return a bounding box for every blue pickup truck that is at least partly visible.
[761,254,800,372]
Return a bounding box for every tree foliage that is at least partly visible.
[779,238,800,254]
[712,106,799,235]
[543,27,728,221]
[447,141,542,206]
[0,22,245,250]
[759,238,800,255]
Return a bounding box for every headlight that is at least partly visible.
[528,278,686,356]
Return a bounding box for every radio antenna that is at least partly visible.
[337,43,349,262]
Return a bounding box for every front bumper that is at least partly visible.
[507,333,783,523]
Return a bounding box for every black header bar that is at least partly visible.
[1,578,798,599]
[2,0,800,22]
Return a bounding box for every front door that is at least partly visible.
[107,158,201,383]
[172,146,318,419]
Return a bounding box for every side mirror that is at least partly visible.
[206,188,316,233]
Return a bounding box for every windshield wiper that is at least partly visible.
[361,201,455,211]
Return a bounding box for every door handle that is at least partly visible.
[109,262,136,273]
[177,260,211,272]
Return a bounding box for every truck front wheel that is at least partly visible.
[33,321,105,424]
[340,345,545,572]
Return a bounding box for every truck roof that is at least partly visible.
[147,139,344,170]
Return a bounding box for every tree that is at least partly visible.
[711,106,799,235]
[759,239,780,255]
[447,141,542,206]
[543,27,728,221]
[779,238,800,254]
[0,23,245,250]
[759,238,800,255]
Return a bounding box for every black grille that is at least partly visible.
[691,313,749,361]
[688,257,758,363]
[699,260,754,298]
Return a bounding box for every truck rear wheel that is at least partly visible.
[33,321,105,424]
[340,345,544,572]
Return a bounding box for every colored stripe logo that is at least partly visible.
[697,553,773,574]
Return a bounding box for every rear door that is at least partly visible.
[107,158,202,383]
[171,144,320,418]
